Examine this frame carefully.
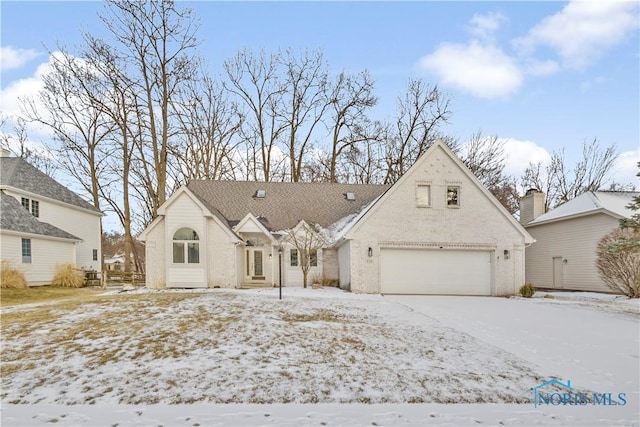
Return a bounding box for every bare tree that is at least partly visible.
[224,48,287,181]
[522,138,619,209]
[0,116,58,177]
[461,131,519,214]
[279,48,329,182]
[172,70,243,183]
[383,79,450,184]
[22,48,114,210]
[324,70,378,183]
[101,0,200,218]
[285,221,326,288]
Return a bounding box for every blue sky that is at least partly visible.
[1,0,639,188]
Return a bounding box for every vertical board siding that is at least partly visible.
[144,224,166,288]
[525,213,620,293]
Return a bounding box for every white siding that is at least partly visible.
[346,144,526,296]
[525,213,620,293]
[337,241,351,291]
[322,248,339,284]
[207,218,237,288]
[0,233,75,285]
[144,222,166,289]
[3,190,101,272]
[283,245,322,287]
[164,192,207,288]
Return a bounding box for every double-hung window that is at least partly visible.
[21,238,32,263]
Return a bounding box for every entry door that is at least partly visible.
[552,257,563,289]
[246,248,265,281]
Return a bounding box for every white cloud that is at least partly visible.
[0,54,60,139]
[0,46,41,71]
[513,1,640,69]
[612,149,640,188]
[501,138,552,179]
[523,59,559,77]
[469,12,507,41]
[419,41,523,99]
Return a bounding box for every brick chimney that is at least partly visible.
[519,189,546,225]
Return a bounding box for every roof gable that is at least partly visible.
[0,191,80,241]
[0,157,101,213]
[344,140,534,243]
[527,191,639,226]
[187,181,390,231]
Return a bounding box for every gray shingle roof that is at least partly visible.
[0,157,100,213]
[187,180,391,231]
[0,191,81,240]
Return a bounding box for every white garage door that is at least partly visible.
[380,248,492,295]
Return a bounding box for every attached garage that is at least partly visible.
[380,248,493,295]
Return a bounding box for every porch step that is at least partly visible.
[238,283,275,289]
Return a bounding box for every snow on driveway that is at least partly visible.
[386,294,640,418]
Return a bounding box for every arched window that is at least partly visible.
[173,227,199,264]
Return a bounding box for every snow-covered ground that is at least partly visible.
[1,287,638,426]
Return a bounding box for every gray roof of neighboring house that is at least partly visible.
[0,157,100,213]
[0,191,81,240]
[527,191,639,226]
[187,180,391,231]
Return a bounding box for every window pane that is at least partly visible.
[310,249,318,267]
[93,249,98,261]
[173,227,199,240]
[173,242,185,263]
[187,242,199,263]
[416,185,430,207]
[447,186,460,206]
[21,197,29,211]
[290,249,298,267]
[31,200,39,217]
[21,238,31,263]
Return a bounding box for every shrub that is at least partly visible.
[1,260,28,289]
[596,228,640,298]
[52,264,85,288]
[519,283,535,298]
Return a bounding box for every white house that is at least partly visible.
[0,153,103,285]
[140,140,534,296]
[521,189,639,293]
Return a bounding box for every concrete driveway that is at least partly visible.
[385,295,639,414]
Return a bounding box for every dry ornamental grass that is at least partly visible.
[0,260,28,289]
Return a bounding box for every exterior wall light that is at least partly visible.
[368,247,373,257]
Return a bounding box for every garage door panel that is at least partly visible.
[380,249,491,295]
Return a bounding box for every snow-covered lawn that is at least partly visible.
[1,287,638,426]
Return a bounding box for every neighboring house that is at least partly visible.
[520,189,639,293]
[140,140,533,295]
[104,254,125,272]
[0,152,103,285]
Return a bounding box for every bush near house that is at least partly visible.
[52,264,86,288]
[596,228,640,298]
[0,260,28,289]
[519,283,535,298]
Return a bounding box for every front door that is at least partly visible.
[246,248,265,281]
[553,257,563,289]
